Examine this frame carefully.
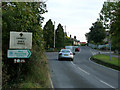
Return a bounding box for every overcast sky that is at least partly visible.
[42,0,106,42]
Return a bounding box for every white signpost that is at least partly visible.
[10,31,32,49]
[8,31,32,63]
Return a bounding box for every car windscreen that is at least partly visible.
[61,50,70,53]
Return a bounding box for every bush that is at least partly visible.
[2,2,49,88]
[81,44,86,46]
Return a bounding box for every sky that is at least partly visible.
[42,0,107,42]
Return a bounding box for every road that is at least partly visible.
[46,46,119,89]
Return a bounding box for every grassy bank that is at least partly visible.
[18,47,50,88]
[2,45,50,88]
[19,56,49,88]
[91,54,120,71]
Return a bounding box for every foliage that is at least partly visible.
[43,19,73,50]
[43,19,54,49]
[100,2,118,29]
[2,2,48,88]
[99,1,120,51]
[81,43,86,46]
[65,36,73,46]
[91,54,119,71]
[110,2,120,51]
[55,24,65,48]
[86,20,106,44]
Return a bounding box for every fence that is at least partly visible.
[88,43,110,49]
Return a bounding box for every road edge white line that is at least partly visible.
[99,80,115,88]
[89,57,119,72]
[48,73,54,89]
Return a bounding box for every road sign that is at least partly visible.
[7,49,31,58]
[10,31,32,49]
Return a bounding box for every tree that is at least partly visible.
[85,33,90,43]
[43,19,54,49]
[99,1,120,51]
[55,24,65,48]
[2,2,47,87]
[99,1,118,29]
[86,20,106,44]
[110,2,120,51]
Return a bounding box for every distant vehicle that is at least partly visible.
[58,49,74,61]
[75,48,79,52]
[65,46,75,55]
[74,46,79,52]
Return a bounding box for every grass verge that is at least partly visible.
[91,54,120,71]
[18,55,50,88]
[17,45,50,88]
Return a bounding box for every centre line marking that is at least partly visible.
[78,67,90,75]
[99,80,115,88]
[71,62,90,75]
[71,61,75,66]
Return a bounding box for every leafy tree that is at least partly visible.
[43,19,54,49]
[2,2,47,88]
[64,34,73,46]
[100,1,120,51]
[55,24,65,48]
[99,1,118,29]
[86,20,106,44]
[110,1,120,51]
[85,33,91,43]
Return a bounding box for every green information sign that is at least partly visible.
[7,49,31,58]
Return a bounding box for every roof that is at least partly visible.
[80,42,86,44]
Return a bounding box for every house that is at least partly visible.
[73,39,80,46]
[80,42,86,44]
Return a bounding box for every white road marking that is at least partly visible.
[71,61,76,66]
[78,67,90,75]
[71,62,90,75]
[48,73,54,88]
[99,80,115,88]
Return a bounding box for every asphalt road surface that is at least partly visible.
[46,46,119,89]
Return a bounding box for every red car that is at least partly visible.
[75,48,79,52]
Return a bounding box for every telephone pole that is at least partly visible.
[109,34,111,60]
[54,21,55,49]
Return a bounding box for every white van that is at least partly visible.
[65,46,75,55]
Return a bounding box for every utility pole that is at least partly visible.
[109,34,111,60]
[64,25,66,36]
[65,25,66,33]
[54,21,55,49]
